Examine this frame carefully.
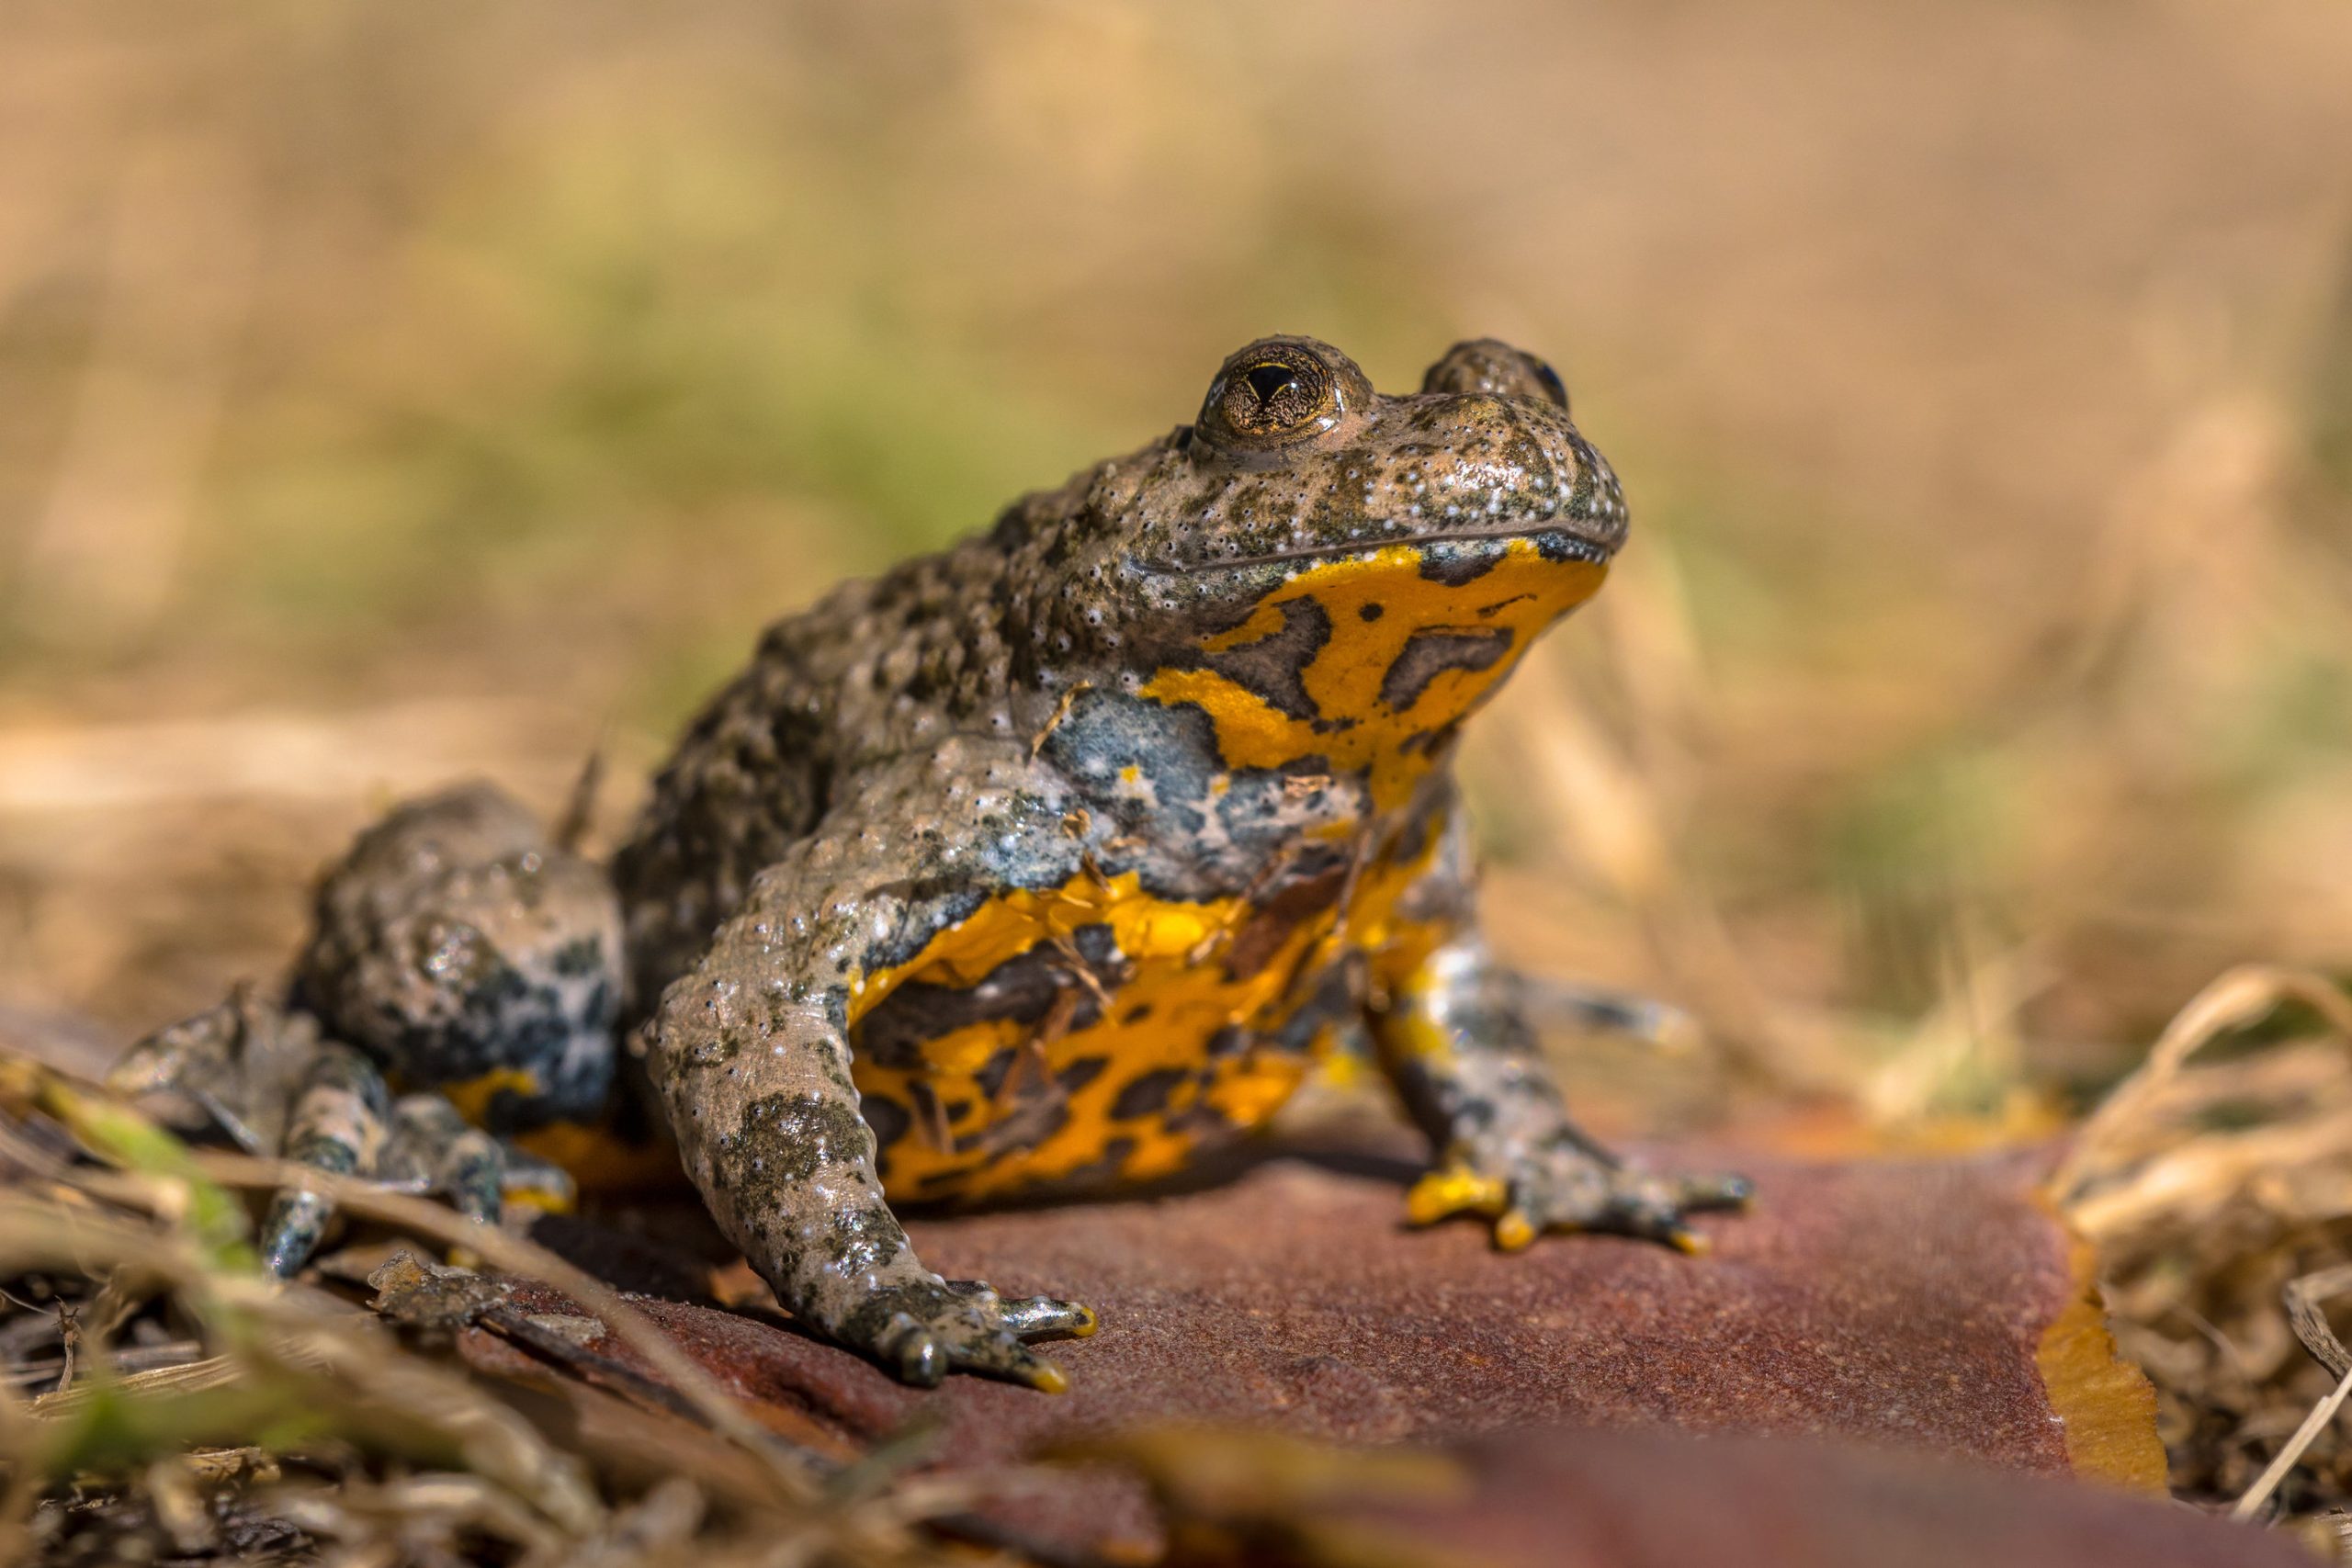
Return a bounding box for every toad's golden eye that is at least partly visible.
[1221,356,1327,434]
[1202,340,1344,444]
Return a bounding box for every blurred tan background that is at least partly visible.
[7,0,2352,1128]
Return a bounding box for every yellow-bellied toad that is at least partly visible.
[116,336,1750,1391]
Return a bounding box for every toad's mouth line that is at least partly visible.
[1131,523,1615,577]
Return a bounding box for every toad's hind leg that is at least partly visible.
[113,783,618,1273]
[257,1043,579,1274]
[292,783,628,1138]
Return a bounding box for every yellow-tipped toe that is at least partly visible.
[1406,1166,1508,1226]
[505,1185,575,1216]
[1666,1227,1711,1257]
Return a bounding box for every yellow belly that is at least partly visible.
[847,844,1438,1202]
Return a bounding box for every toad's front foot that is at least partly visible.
[1408,1138,1753,1255]
[839,1277,1097,1393]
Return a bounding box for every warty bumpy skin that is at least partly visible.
[117,334,1752,1391]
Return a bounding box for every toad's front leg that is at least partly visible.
[1367,804,1750,1251]
[638,775,1095,1390]
[1374,931,1751,1253]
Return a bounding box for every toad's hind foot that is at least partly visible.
[260,1066,577,1276]
[1408,1146,1753,1256]
[112,992,574,1277]
[842,1278,1097,1393]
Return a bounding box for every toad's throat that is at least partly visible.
[1142,540,1607,808]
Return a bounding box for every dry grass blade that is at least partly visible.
[4,1056,814,1500]
[0,1194,603,1524]
[2234,1265,2352,1522]
[185,1153,822,1502]
[2055,965,2352,1515]
[2064,1104,2352,1245]
[2236,1373,2352,1523]
[2053,964,2352,1203]
[2290,1266,2352,1382]
[0,1063,993,1566]
[28,1346,323,1416]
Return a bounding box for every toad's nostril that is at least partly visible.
[1244,364,1298,407]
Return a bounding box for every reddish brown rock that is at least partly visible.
[1103,1424,2303,1568]
[455,1141,2164,1557]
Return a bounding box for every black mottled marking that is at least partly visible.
[1379,628,1511,712]
[912,1164,986,1198]
[1399,721,1463,759]
[1166,1100,1242,1143]
[1418,547,1504,587]
[1111,1066,1191,1121]
[969,1095,1070,1159]
[864,1094,911,1152]
[855,930,1121,1071]
[1123,1002,1154,1024]
[1265,960,1363,1057]
[839,1276,967,1345]
[1388,791,1447,870]
[1532,528,1611,566]
[1359,603,1385,622]
[1222,856,1349,979]
[1204,1024,1250,1059]
[973,1047,1019,1100]
[908,1080,950,1149]
[1059,1056,1112,1093]
[1200,596,1336,727]
[551,934,605,978]
[826,1201,910,1273]
[312,888,622,1133]
[1039,1135,1138,1194]
[857,884,989,975]
[712,1092,871,1241]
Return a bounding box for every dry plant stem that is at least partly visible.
[3,1089,813,1500]
[186,1149,817,1501]
[2053,964,2352,1201]
[2066,1106,2352,1242]
[2231,1264,2352,1524]
[0,1192,936,1565]
[0,1195,602,1533]
[2051,964,2352,1511]
[2234,1365,2352,1523]
[2288,1264,2352,1380]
